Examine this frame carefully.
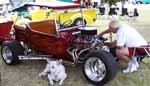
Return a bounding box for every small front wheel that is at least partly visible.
[82,50,117,85]
[1,41,24,65]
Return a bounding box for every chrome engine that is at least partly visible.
[67,27,109,63]
[71,34,95,49]
[70,26,98,49]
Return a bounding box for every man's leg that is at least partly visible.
[116,47,130,63]
[116,47,137,73]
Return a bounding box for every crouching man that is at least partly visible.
[99,19,147,73]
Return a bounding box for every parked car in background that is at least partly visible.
[30,7,96,25]
[136,0,150,4]
[9,1,96,25]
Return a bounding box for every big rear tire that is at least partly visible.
[1,40,24,65]
[82,50,117,85]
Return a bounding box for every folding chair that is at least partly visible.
[120,8,129,21]
[125,45,150,72]
[128,8,139,22]
[128,46,150,61]
[108,7,118,19]
[97,6,105,19]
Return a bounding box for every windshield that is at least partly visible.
[14,6,85,29]
[30,7,85,29]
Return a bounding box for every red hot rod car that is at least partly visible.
[0,1,118,85]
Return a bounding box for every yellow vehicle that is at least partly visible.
[9,1,97,26]
[30,7,96,26]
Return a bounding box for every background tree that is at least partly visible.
[105,0,128,7]
[106,0,118,6]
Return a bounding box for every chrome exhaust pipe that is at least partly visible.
[18,55,77,66]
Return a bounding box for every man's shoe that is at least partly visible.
[123,61,138,73]
[132,56,139,68]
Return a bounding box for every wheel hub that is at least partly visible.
[2,46,13,64]
[85,57,106,81]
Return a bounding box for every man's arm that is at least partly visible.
[99,29,111,37]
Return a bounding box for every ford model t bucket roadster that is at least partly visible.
[1,1,117,85]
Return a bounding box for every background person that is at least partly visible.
[99,19,147,73]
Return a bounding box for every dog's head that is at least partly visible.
[46,59,63,74]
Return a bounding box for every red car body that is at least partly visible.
[0,2,118,85]
[0,19,13,42]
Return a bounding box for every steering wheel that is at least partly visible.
[61,19,72,28]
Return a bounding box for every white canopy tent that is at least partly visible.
[0,0,10,5]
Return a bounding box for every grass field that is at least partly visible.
[0,4,150,86]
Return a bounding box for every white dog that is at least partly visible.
[39,59,67,86]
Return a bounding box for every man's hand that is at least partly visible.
[106,41,116,48]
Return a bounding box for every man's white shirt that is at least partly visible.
[116,24,147,47]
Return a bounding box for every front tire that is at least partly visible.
[1,40,24,65]
[82,50,117,85]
